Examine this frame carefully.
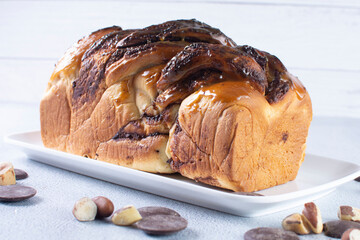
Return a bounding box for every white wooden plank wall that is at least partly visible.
[0,0,359,118]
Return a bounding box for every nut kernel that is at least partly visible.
[112,205,142,226]
[0,162,16,186]
[92,196,114,218]
[302,202,323,234]
[282,213,311,235]
[341,228,360,240]
[338,206,360,222]
[72,197,97,221]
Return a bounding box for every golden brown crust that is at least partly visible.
[97,135,172,173]
[41,19,312,189]
[41,26,122,151]
[168,80,311,192]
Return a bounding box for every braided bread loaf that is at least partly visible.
[40,19,312,192]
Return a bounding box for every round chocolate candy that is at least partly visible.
[136,214,188,235]
[244,227,299,240]
[138,206,181,218]
[0,185,36,202]
[14,169,28,180]
[324,220,360,238]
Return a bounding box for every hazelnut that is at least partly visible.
[111,205,142,226]
[282,213,311,235]
[0,162,16,186]
[342,228,360,240]
[338,206,360,222]
[72,197,97,221]
[92,196,114,218]
[302,202,323,234]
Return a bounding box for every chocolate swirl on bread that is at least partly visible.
[41,19,312,192]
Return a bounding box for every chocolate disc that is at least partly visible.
[136,214,188,235]
[324,220,360,238]
[244,227,299,240]
[0,185,36,202]
[14,169,28,180]
[355,176,360,182]
[138,206,181,218]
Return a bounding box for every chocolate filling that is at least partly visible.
[167,158,185,171]
[117,19,236,48]
[282,132,289,143]
[158,43,267,93]
[174,121,182,134]
[265,78,290,104]
[112,131,166,141]
[238,45,267,70]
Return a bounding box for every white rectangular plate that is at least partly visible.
[5,131,360,217]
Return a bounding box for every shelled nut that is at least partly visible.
[112,205,142,226]
[92,196,114,218]
[72,197,97,221]
[282,213,310,235]
[0,162,16,186]
[302,202,323,234]
[339,206,360,222]
[341,228,360,240]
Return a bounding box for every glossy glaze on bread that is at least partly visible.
[41,19,312,191]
